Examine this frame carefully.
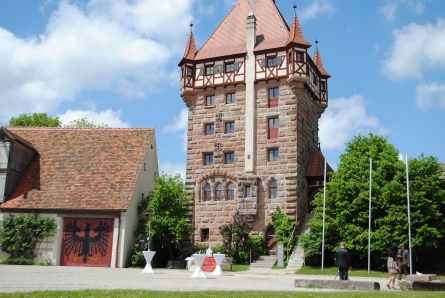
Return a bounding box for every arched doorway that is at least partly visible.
[266,226,277,255]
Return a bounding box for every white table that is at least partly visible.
[211,253,225,276]
[142,251,156,274]
[191,254,206,278]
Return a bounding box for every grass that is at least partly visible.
[295,266,445,280]
[1,290,445,298]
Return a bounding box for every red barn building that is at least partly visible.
[178,0,332,248]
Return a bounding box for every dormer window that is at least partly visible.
[267,57,277,67]
[205,66,214,75]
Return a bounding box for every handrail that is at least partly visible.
[286,223,298,257]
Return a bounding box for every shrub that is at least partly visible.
[1,257,34,265]
[237,236,267,264]
[39,257,53,266]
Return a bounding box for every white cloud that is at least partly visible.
[319,95,389,150]
[0,0,195,123]
[382,18,445,80]
[299,0,336,22]
[159,161,186,181]
[58,108,131,127]
[379,1,425,21]
[163,107,188,151]
[416,82,445,109]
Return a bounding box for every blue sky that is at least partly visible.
[1,0,444,178]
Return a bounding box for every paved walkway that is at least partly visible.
[0,266,393,293]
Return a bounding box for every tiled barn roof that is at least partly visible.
[0,127,154,211]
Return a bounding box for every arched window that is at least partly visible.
[204,183,212,201]
[269,181,277,198]
[227,183,235,200]
[215,183,223,201]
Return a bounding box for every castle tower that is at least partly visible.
[178,0,331,246]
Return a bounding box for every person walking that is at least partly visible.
[335,242,352,280]
[397,243,410,280]
[387,244,399,289]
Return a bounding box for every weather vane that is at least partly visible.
[190,21,193,33]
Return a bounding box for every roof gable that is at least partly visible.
[195,0,290,60]
[0,128,155,211]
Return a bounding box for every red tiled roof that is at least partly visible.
[287,14,311,47]
[306,151,334,177]
[313,49,331,77]
[0,127,154,211]
[183,33,197,60]
[195,0,290,60]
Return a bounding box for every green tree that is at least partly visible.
[0,214,57,259]
[9,113,61,127]
[219,211,253,264]
[301,134,445,270]
[64,118,109,128]
[146,173,193,262]
[271,206,297,258]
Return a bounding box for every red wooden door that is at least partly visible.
[61,218,114,267]
[266,226,277,255]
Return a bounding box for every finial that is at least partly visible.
[190,21,193,34]
[315,38,318,50]
[293,3,297,16]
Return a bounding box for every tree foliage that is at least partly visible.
[271,206,297,257]
[146,174,193,262]
[64,118,109,128]
[301,134,445,270]
[9,113,61,127]
[0,214,57,259]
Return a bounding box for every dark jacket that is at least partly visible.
[336,247,351,269]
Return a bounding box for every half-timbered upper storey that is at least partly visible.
[178,0,330,105]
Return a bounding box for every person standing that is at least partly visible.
[335,242,352,280]
[387,244,399,289]
[397,243,410,280]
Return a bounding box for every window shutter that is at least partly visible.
[199,66,204,76]
[261,58,265,67]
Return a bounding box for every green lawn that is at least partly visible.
[295,266,445,280]
[1,290,444,298]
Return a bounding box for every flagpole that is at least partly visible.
[406,153,413,275]
[321,157,327,272]
[368,157,372,274]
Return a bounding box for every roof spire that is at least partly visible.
[287,5,311,47]
[182,22,197,60]
[313,40,331,77]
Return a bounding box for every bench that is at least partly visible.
[221,257,233,271]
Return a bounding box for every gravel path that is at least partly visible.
[0,266,391,293]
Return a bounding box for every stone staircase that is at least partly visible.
[249,255,278,269]
[286,214,314,272]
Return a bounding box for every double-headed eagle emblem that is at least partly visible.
[63,219,111,263]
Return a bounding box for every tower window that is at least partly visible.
[268,118,278,139]
[225,122,235,133]
[206,66,214,75]
[225,63,234,72]
[204,154,214,165]
[267,57,277,67]
[226,93,236,104]
[227,183,235,200]
[268,149,279,161]
[187,67,193,77]
[244,185,251,198]
[205,124,214,135]
[297,52,303,62]
[268,88,279,108]
[215,183,223,201]
[204,183,212,201]
[269,181,277,198]
[201,228,209,241]
[225,152,235,164]
[320,82,326,91]
[206,95,215,106]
